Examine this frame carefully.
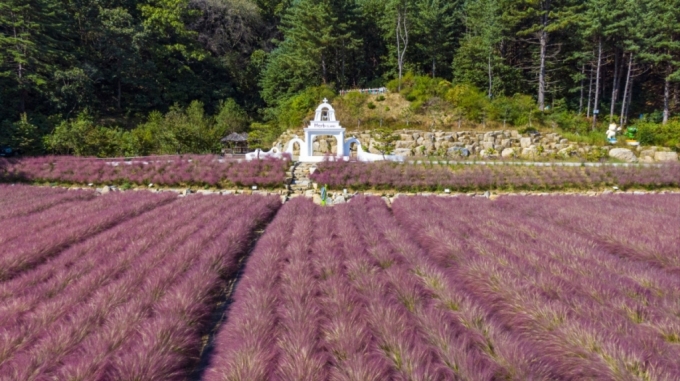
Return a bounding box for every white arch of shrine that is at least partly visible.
[282,99,404,163]
[247,99,403,162]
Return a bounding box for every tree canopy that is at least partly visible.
[2,0,680,155]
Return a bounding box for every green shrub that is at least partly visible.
[490,94,536,126]
[1,113,48,155]
[445,84,490,123]
[367,102,376,109]
[636,120,680,150]
[44,112,131,157]
[215,99,249,135]
[560,130,607,146]
[388,72,451,113]
[518,126,537,134]
[586,146,609,161]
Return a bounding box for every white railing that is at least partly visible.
[339,87,388,95]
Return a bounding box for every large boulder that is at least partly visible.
[639,149,655,159]
[654,151,678,162]
[395,140,414,149]
[479,150,498,159]
[609,148,637,163]
[393,148,413,157]
[520,137,532,149]
[424,140,435,150]
[368,146,381,154]
[521,147,537,158]
[501,148,516,158]
[557,146,576,158]
[447,147,470,157]
[481,141,495,150]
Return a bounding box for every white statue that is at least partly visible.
[606,123,621,144]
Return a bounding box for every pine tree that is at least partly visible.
[454,0,504,97]
[260,0,362,105]
[641,0,680,124]
[581,0,626,129]
[414,0,459,78]
[0,0,67,114]
[506,0,580,111]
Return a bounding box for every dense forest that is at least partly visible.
[2,0,680,156]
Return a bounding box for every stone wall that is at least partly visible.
[274,129,678,162]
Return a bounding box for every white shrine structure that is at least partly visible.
[245,99,403,163]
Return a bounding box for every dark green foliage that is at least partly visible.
[260,0,361,106]
[42,99,248,157]
[2,0,680,155]
[414,0,459,78]
[0,113,49,154]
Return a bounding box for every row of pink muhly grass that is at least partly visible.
[310,161,680,192]
[0,184,95,220]
[0,188,281,380]
[203,194,680,380]
[0,189,176,281]
[0,155,289,188]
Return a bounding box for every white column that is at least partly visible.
[303,130,312,159]
[336,133,345,157]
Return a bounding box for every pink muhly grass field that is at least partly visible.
[0,155,289,188]
[0,186,280,380]
[203,194,680,381]
[4,183,680,380]
[310,161,680,192]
